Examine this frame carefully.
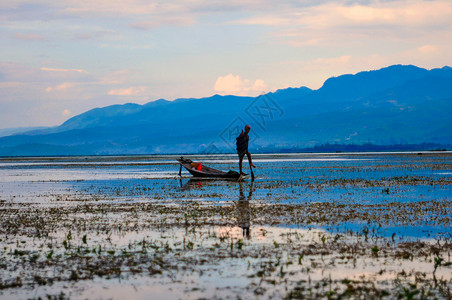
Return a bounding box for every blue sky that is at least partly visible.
[1,0,451,128]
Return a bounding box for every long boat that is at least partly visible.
[177,157,246,179]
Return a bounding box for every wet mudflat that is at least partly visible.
[0,152,451,299]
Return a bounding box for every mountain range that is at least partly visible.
[0,64,451,156]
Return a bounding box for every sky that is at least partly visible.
[1,0,451,129]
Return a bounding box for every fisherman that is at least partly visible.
[236,124,256,176]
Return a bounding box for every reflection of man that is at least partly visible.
[236,125,256,176]
[236,181,254,238]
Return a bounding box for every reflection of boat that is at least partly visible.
[179,179,205,191]
[177,157,246,179]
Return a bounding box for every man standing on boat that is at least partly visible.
[236,125,256,176]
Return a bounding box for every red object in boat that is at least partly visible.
[197,163,202,171]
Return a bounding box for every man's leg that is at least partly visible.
[246,151,256,168]
[239,155,244,174]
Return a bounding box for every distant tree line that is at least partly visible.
[255,143,450,154]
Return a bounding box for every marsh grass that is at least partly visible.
[0,153,451,299]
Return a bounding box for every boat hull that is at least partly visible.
[177,157,246,179]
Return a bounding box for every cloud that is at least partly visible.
[1,0,451,129]
[337,1,452,25]
[234,0,452,47]
[98,69,134,85]
[0,0,313,28]
[62,1,159,16]
[45,82,74,92]
[108,86,147,96]
[230,16,290,26]
[5,0,450,48]
[313,55,352,66]
[417,45,438,54]
[214,74,267,96]
[278,54,390,89]
[130,17,194,30]
[0,82,22,88]
[72,30,118,40]
[62,109,72,117]
[0,2,58,21]
[14,32,46,41]
[41,67,85,73]
[0,62,153,127]
[235,0,452,27]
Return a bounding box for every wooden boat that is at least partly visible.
[177,157,246,179]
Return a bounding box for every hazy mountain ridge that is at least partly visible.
[1,64,451,156]
[0,126,51,138]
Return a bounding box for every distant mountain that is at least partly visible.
[1,64,451,156]
[0,126,50,138]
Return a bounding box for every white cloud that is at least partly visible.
[278,54,390,89]
[98,69,134,85]
[242,0,452,28]
[108,86,147,96]
[63,1,159,16]
[41,67,85,73]
[337,1,452,25]
[234,16,290,26]
[45,82,74,92]
[235,0,452,47]
[0,82,22,88]
[14,32,46,41]
[417,45,438,54]
[130,17,194,30]
[313,55,352,66]
[214,74,267,96]
[62,109,72,117]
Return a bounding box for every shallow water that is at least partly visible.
[0,152,451,299]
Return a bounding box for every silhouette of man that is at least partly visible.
[236,124,256,175]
